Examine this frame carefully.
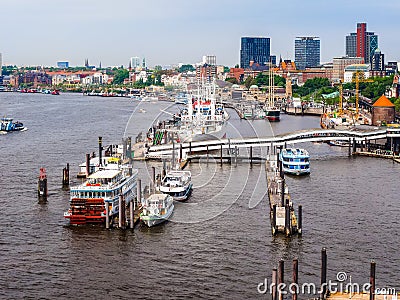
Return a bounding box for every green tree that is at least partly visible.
[178,64,195,73]
[112,69,129,84]
[154,65,162,71]
[225,77,238,84]
[244,76,256,89]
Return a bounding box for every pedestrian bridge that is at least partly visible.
[146,127,400,157]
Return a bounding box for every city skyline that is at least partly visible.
[1,0,399,67]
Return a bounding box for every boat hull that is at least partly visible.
[140,204,174,227]
[160,183,193,201]
[282,167,310,176]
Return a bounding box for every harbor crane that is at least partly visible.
[352,70,373,119]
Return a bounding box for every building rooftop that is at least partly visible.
[373,95,395,107]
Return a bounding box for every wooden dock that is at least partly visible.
[265,153,301,236]
[354,151,400,163]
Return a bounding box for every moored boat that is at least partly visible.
[140,193,174,227]
[264,66,280,122]
[159,170,192,201]
[279,148,310,175]
[64,162,138,225]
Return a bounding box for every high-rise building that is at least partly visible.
[294,37,320,70]
[371,48,384,71]
[345,23,378,64]
[240,37,270,69]
[57,61,69,68]
[202,55,217,66]
[130,57,141,69]
[0,53,2,77]
[332,56,364,82]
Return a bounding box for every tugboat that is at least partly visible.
[0,117,27,132]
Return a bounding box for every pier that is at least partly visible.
[266,147,301,236]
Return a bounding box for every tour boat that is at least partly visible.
[140,193,174,227]
[159,170,192,201]
[64,161,138,225]
[177,79,229,142]
[0,117,27,132]
[279,148,310,175]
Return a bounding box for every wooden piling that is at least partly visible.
[189,142,192,155]
[278,259,284,300]
[179,143,183,162]
[285,202,291,236]
[281,178,285,207]
[37,167,48,201]
[220,144,223,165]
[98,136,103,166]
[151,167,156,191]
[321,247,327,300]
[105,202,110,229]
[292,259,298,300]
[62,163,70,187]
[348,138,352,157]
[130,200,134,229]
[235,146,238,166]
[137,179,142,204]
[250,146,253,166]
[85,153,90,177]
[298,205,302,235]
[352,138,356,154]
[370,260,376,300]
[272,268,277,300]
[272,204,277,235]
[119,194,126,229]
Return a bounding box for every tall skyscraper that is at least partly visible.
[294,37,320,70]
[202,55,217,66]
[371,48,384,71]
[345,23,378,64]
[130,57,141,69]
[240,37,270,69]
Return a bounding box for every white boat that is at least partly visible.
[0,117,27,132]
[264,67,280,122]
[64,161,138,225]
[279,148,310,175]
[140,193,174,227]
[177,79,229,142]
[159,170,192,201]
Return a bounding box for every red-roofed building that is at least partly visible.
[372,95,395,125]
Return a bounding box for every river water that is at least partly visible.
[0,92,399,299]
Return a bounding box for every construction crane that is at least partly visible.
[352,70,373,119]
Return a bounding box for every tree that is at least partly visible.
[244,76,255,89]
[225,77,238,84]
[112,69,129,84]
[154,65,162,71]
[178,64,195,73]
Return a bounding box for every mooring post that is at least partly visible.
[189,142,192,155]
[281,178,285,207]
[250,146,253,166]
[298,205,302,235]
[220,144,223,165]
[162,160,166,178]
[272,268,277,300]
[118,194,126,229]
[122,138,127,160]
[272,204,277,234]
[137,179,142,206]
[130,200,134,229]
[206,145,209,162]
[352,138,356,154]
[105,202,110,229]
[151,166,156,192]
[320,247,327,300]
[370,260,376,300]
[98,136,103,166]
[179,143,183,162]
[37,167,48,201]
[285,201,291,236]
[278,260,284,300]
[348,138,352,157]
[86,153,90,177]
[235,146,238,166]
[292,259,298,300]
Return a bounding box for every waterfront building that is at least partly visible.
[332,56,364,82]
[294,37,320,70]
[372,95,395,126]
[343,64,370,83]
[196,64,217,82]
[345,23,378,64]
[240,37,270,69]
[57,61,69,69]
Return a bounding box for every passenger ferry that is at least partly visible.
[140,193,174,227]
[279,148,310,175]
[64,159,138,225]
[159,170,192,201]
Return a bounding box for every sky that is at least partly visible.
[1,0,399,68]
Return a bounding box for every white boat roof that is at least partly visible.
[88,169,120,179]
[166,170,191,177]
[147,193,170,201]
